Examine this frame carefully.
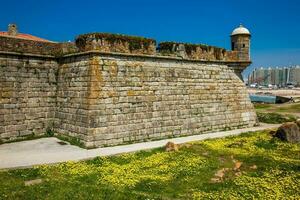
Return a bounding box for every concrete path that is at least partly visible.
[0,124,280,170]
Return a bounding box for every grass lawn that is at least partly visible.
[256,112,297,124]
[254,102,300,114]
[254,103,299,124]
[1,130,299,199]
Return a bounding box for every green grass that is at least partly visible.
[254,103,299,124]
[257,112,297,124]
[275,103,300,113]
[254,103,272,110]
[1,131,299,199]
[254,103,300,113]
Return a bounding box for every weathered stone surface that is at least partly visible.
[233,161,242,171]
[0,29,256,147]
[0,55,57,142]
[275,122,300,143]
[165,142,179,152]
[75,33,156,55]
[67,54,256,148]
[296,119,300,128]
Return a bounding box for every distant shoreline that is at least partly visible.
[248,88,300,98]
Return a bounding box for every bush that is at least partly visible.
[46,127,54,137]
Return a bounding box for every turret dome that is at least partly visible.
[231,24,251,36]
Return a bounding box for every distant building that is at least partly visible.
[290,67,300,86]
[248,66,300,87]
[0,24,53,42]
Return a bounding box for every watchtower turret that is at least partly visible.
[231,24,251,61]
[8,24,18,36]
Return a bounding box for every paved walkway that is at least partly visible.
[0,124,280,169]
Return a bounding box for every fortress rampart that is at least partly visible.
[0,25,256,148]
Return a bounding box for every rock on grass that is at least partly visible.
[24,179,42,186]
[274,122,300,143]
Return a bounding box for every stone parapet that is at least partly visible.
[158,42,226,60]
[158,42,242,62]
[0,32,248,64]
[0,36,60,56]
[0,36,80,57]
[75,33,156,55]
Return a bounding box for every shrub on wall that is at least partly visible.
[75,33,156,53]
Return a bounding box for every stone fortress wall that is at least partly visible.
[0,25,256,148]
[0,54,57,140]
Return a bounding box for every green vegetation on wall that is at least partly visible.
[75,33,156,52]
[158,41,226,55]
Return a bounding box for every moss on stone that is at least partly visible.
[75,33,156,52]
[158,41,225,55]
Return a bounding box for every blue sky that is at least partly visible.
[1,0,300,77]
